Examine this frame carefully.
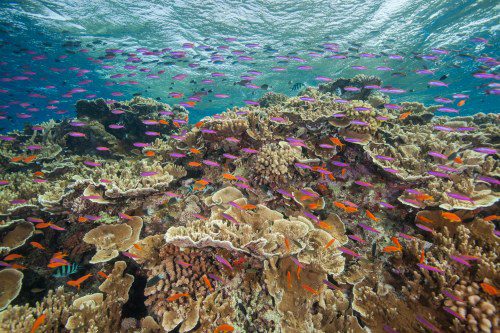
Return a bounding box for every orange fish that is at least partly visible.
[33,171,44,177]
[296,266,302,281]
[284,238,290,252]
[457,100,466,107]
[454,156,463,164]
[158,119,169,125]
[441,212,462,223]
[222,173,237,181]
[317,221,332,230]
[341,168,347,177]
[333,201,346,210]
[329,137,344,147]
[4,254,23,261]
[30,314,46,333]
[203,274,214,292]
[480,282,499,296]
[232,256,246,266]
[10,156,23,162]
[419,250,425,264]
[214,324,234,333]
[366,210,379,222]
[67,273,92,290]
[195,121,204,128]
[344,206,358,213]
[47,262,67,268]
[133,243,143,251]
[302,284,319,295]
[325,238,336,249]
[145,151,155,157]
[167,292,190,302]
[309,202,320,210]
[382,245,401,253]
[242,204,257,210]
[484,215,499,222]
[417,215,434,224]
[391,237,402,249]
[23,155,37,163]
[77,216,88,223]
[415,193,434,201]
[190,147,202,154]
[97,271,108,279]
[11,264,27,270]
[196,179,209,186]
[30,241,46,250]
[188,161,202,167]
[173,121,180,128]
[399,111,412,120]
[35,222,53,229]
[185,101,196,106]
[286,270,292,289]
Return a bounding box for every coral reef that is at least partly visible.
[0,81,498,333]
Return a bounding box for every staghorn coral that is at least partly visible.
[83,216,143,263]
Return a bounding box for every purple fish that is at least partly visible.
[379,202,395,209]
[242,148,258,154]
[437,165,458,173]
[300,189,319,197]
[416,315,442,333]
[437,107,458,113]
[355,180,373,187]
[428,151,448,159]
[290,256,304,268]
[332,161,349,167]
[277,189,293,198]
[428,80,448,87]
[398,232,414,240]
[295,163,312,170]
[477,176,500,185]
[358,223,381,234]
[417,263,444,275]
[235,182,251,189]
[215,255,233,270]
[133,142,150,147]
[348,234,366,244]
[449,255,472,267]
[208,273,224,283]
[443,307,465,321]
[323,279,341,290]
[350,120,369,126]
[473,147,496,154]
[84,161,102,167]
[446,192,474,202]
[170,153,186,158]
[228,201,244,210]
[433,125,453,132]
[338,246,361,258]
[203,160,220,167]
[427,171,450,178]
[223,153,238,160]
[68,132,86,137]
[201,129,217,134]
[416,224,434,232]
[319,144,335,149]
[383,167,399,174]
[140,171,158,177]
[442,290,465,303]
[221,213,238,224]
[303,211,319,222]
[165,192,182,198]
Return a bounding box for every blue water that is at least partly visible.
[0,0,498,130]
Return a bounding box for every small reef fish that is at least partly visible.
[167,293,190,302]
[30,314,46,333]
[214,324,234,333]
[67,273,92,290]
